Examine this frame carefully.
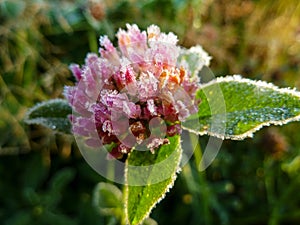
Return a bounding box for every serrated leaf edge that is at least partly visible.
[24,98,71,133]
[182,75,300,140]
[124,142,182,225]
[200,75,300,96]
[24,99,69,120]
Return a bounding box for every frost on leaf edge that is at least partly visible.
[182,75,300,140]
[24,98,71,133]
[124,138,182,225]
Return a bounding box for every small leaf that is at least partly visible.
[93,182,123,217]
[24,99,72,133]
[178,45,211,77]
[124,135,182,225]
[142,217,158,225]
[50,168,76,192]
[183,75,300,139]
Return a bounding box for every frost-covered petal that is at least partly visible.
[117,24,147,61]
[174,100,191,121]
[93,102,110,124]
[82,67,102,100]
[69,64,82,81]
[167,124,182,136]
[64,86,91,115]
[147,137,170,153]
[138,72,159,101]
[157,32,178,45]
[85,53,99,68]
[118,143,131,154]
[100,90,125,109]
[114,58,138,94]
[71,116,95,136]
[147,24,161,40]
[99,35,120,65]
[122,101,141,119]
[147,99,157,116]
[181,77,200,99]
[102,120,113,135]
[162,103,178,122]
[147,42,180,69]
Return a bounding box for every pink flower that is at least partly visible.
[64,24,210,159]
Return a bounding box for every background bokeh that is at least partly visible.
[1,0,300,224]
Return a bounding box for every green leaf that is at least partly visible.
[124,135,182,225]
[142,217,158,225]
[182,75,300,140]
[178,45,211,77]
[49,168,76,192]
[24,99,72,133]
[44,168,76,209]
[93,182,123,219]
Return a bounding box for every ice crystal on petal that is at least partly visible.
[147,138,170,153]
[65,24,211,159]
[147,25,161,40]
[69,64,82,81]
[138,72,159,101]
[147,99,157,116]
[99,35,120,65]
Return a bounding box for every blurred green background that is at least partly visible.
[1,0,300,224]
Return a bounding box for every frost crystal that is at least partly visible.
[64,24,210,159]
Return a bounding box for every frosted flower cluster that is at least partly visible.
[64,24,210,159]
